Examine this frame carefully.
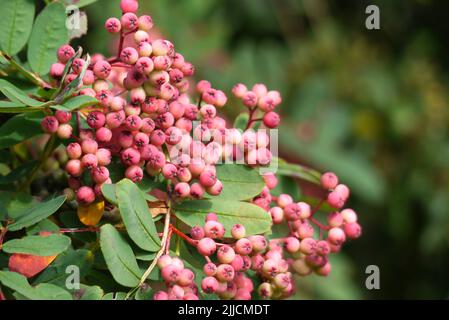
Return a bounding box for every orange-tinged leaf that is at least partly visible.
[148,201,168,218]
[77,201,105,226]
[8,253,57,278]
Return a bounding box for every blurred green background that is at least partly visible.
[76,0,449,299]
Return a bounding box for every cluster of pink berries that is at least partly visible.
[36,0,362,300]
[231,83,282,129]
[153,255,199,300]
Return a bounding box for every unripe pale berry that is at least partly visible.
[67,143,82,159]
[270,207,284,224]
[57,124,73,139]
[66,159,83,177]
[341,208,358,224]
[138,15,153,31]
[231,224,246,240]
[217,246,236,264]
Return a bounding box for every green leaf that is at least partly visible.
[8,195,66,231]
[33,249,93,286]
[0,79,48,107]
[116,179,161,252]
[53,95,98,111]
[135,284,153,300]
[77,285,104,300]
[0,160,37,185]
[27,2,69,75]
[2,234,71,256]
[270,175,301,200]
[26,218,60,235]
[0,271,72,300]
[233,112,249,131]
[0,0,35,55]
[215,164,265,200]
[100,224,142,287]
[101,183,117,205]
[102,292,127,300]
[0,112,44,148]
[175,199,272,237]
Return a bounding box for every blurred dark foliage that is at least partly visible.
[76,0,449,298]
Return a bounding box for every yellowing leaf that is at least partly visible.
[77,201,105,226]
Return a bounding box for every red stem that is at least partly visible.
[169,224,198,246]
[245,107,258,130]
[309,217,331,231]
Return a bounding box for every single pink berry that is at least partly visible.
[216,264,235,282]
[81,153,98,170]
[161,264,180,283]
[190,226,205,240]
[327,191,345,209]
[232,83,247,98]
[86,111,106,129]
[201,276,218,294]
[204,220,225,239]
[263,111,280,128]
[197,237,217,256]
[125,165,144,183]
[121,147,141,166]
[341,208,358,224]
[57,44,75,63]
[203,263,217,277]
[217,246,236,264]
[93,60,112,79]
[105,17,121,33]
[235,238,253,255]
[120,47,139,65]
[76,186,95,205]
[120,0,138,13]
[284,237,300,253]
[190,183,205,199]
[321,172,339,190]
[67,143,82,159]
[96,148,111,166]
[50,63,65,79]
[55,110,72,124]
[242,91,258,107]
[121,12,138,31]
[231,224,246,240]
[199,170,217,188]
[328,227,346,245]
[174,182,190,198]
[138,15,153,31]
[344,222,362,239]
[81,139,98,154]
[270,207,284,224]
[41,116,59,133]
[95,127,112,143]
[57,124,73,139]
[65,159,83,177]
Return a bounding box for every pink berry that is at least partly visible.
[105,17,121,33]
[120,47,139,65]
[57,45,75,63]
[65,159,82,177]
[235,238,253,255]
[120,13,138,31]
[203,263,217,277]
[66,143,82,159]
[125,165,144,183]
[321,172,339,190]
[344,222,362,239]
[81,153,98,170]
[93,60,112,79]
[50,63,65,79]
[232,83,247,98]
[55,110,72,124]
[197,237,216,256]
[121,147,141,166]
[138,15,153,31]
[120,0,138,13]
[201,276,218,294]
[57,124,73,139]
[216,264,235,282]
[328,227,346,245]
[199,170,217,188]
[231,224,246,240]
[263,111,280,128]
[174,182,190,198]
[284,237,300,253]
[41,116,59,133]
[87,111,106,129]
[204,220,225,239]
[81,139,98,154]
[76,186,95,205]
[96,148,111,166]
[217,246,236,264]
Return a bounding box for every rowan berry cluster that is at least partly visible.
[37,0,362,300]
